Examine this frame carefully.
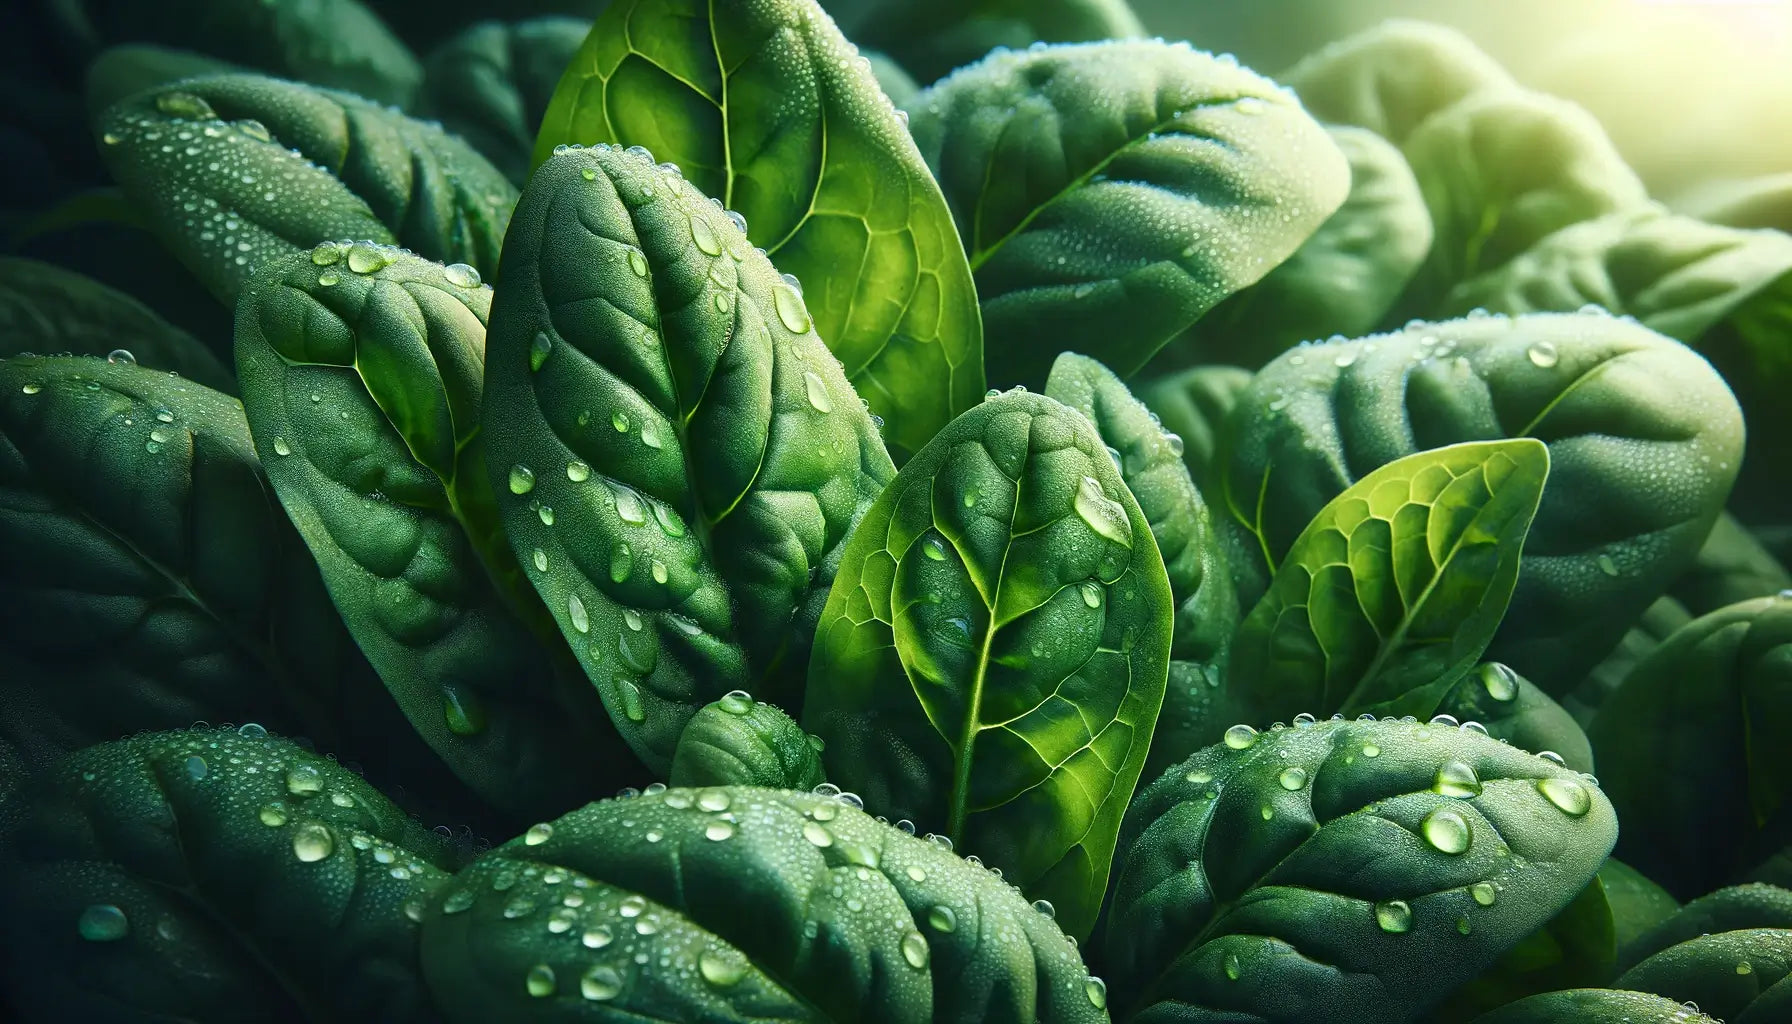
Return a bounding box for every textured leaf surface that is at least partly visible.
[1435,875,1618,1021]
[83,44,240,125]
[0,728,454,1023]
[1103,718,1618,1023]
[804,389,1173,938]
[1045,353,1237,781]
[0,258,232,392]
[1617,929,1792,1024]
[98,73,516,304]
[1622,885,1792,973]
[1677,172,1792,233]
[1600,859,1681,964]
[419,787,1108,1023]
[1280,19,1515,145]
[536,0,982,462]
[419,16,591,186]
[237,244,616,820]
[1136,364,1253,497]
[824,0,1145,85]
[1434,663,1594,773]
[1469,989,1719,1024]
[909,40,1349,385]
[1227,440,1548,726]
[483,145,894,773]
[1589,595,1792,899]
[1218,312,1744,695]
[671,693,827,791]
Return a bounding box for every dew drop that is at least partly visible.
[1479,662,1519,701]
[1526,342,1559,368]
[900,930,930,968]
[77,904,129,942]
[927,905,957,932]
[1537,777,1591,817]
[1422,806,1472,854]
[292,822,334,863]
[1470,881,1498,906]
[508,464,535,494]
[580,965,623,1001]
[1434,761,1482,799]
[1085,977,1108,1008]
[1223,724,1258,750]
[774,283,812,333]
[803,371,832,413]
[442,263,481,288]
[700,948,749,987]
[1374,899,1413,934]
[285,764,323,796]
[184,755,208,781]
[1081,582,1102,608]
[1224,952,1242,980]
[258,802,288,827]
[566,460,591,482]
[1277,767,1307,790]
[705,820,735,841]
[525,822,554,846]
[690,214,722,256]
[526,964,557,997]
[568,594,590,633]
[530,332,552,371]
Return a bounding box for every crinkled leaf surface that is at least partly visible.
[1280,19,1515,145]
[1435,874,1619,1021]
[909,40,1349,386]
[536,0,982,463]
[823,0,1145,85]
[0,258,232,392]
[419,16,591,186]
[1227,440,1547,727]
[483,145,894,773]
[1102,718,1618,1024]
[419,787,1108,1023]
[1589,595,1792,899]
[1044,353,1238,781]
[1218,312,1744,695]
[670,693,827,791]
[1617,928,1792,1024]
[236,244,617,821]
[1622,885,1792,973]
[1434,663,1593,773]
[1469,989,1719,1024]
[804,389,1172,939]
[0,728,454,1023]
[98,73,516,304]
[1158,125,1433,371]
[1136,363,1253,498]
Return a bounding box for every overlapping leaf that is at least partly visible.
[670,693,827,791]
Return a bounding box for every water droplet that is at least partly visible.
[698,789,731,812]
[1374,900,1412,934]
[1081,582,1102,608]
[155,409,174,423]
[1422,806,1472,854]
[155,90,216,119]
[258,801,288,827]
[1278,767,1307,790]
[1737,960,1754,975]
[581,964,623,1001]
[801,370,833,413]
[609,543,632,582]
[705,820,735,841]
[77,904,129,942]
[442,685,487,735]
[1537,750,1567,767]
[1074,475,1132,547]
[568,594,590,633]
[612,410,631,433]
[530,332,552,371]
[627,248,648,277]
[802,821,833,847]
[775,283,812,333]
[690,214,722,256]
[905,866,926,882]
[443,263,481,288]
[525,822,554,846]
[346,243,392,274]
[442,888,476,914]
[619,679,647,722]
[526,964,557,997]
[900,930,930,968]
[509,464,535,494]
[1596,554,1619,576]
[184,755,208,780]
[532,548,549,572]
[271,436,292,457]
[1434,761,1482,799]
[1526,342,1559,368]
[1033,899,1056,918]
[719,690,753,714]
[566,460,592,482]
[1363,743,1381,758]
[106,348,136,366]
[1537,777,1591,817]
[1085,977,1108,1008]
[292,822,334,862]
[1479,663,1519,701]
[1470,881,1498,906]
[1223,724,1258,750]
[926,904,958,933]
[700,948,749,987]
[286,765,323,796]
[20,383,41,395]
[922,537,947,561]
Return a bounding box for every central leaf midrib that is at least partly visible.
[945,471,1022,840]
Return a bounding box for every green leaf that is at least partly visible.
[0,258,232,393]
[863,50,920,111]
[236,243,620,820]
[1135,363,1253,498]
[418,17,592,186]
[1226,440,1548,725]
[418,787,1107,1023]
[1677,172,1792,233]
[1600,859,1682,963]
[1622,885,1792,974]
[1102,718,1618,1023]
[1469,989,1721,1024]
[1155,125,1434,371]
[1589,595,1792,899]
[804,388,1173,938]
[0,355,446,798]
[1565,595,1692,727]
[64,0,422,108]
[1439,207,1792,527]
[97,73,517,305]
[535,0,983,463]
[1434,663,1594,774]
[1399,90,1648,310]
[1434,875,1618,1021]
[1674,513,1792,617]
[1044,352,1238,781]
[1217,312,1744,695]
[482,146,895,774]
[670,693,827,791]
[0,727,454,1022]
[82,44,240,124]
[1280,19,1515,145]
[909,39,1349,385]
[824,0,1146,85]
[1616,929,1792,1023]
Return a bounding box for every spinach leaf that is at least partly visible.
[1674,513,1791,617]
[909,40,1349,386]
[536,0,982,463]
[1280,20,1515,145]
[1218,312,1744,695]
[0,728,455,1022]
[1226,440,1548,726]
[864,50,920,111]
[824,0,1145,86]
[0,258,233,392]
[1621,885,1792,973]
[1677,172,1792,233]
[237,244,619,820]
[1103,718,1618,1023]
[83,44,239,123]
[1565,596,1692,727]
[1434,663,1594,774]
[482,146,894,772]
[1045,352,1237,781]
[1156,125,1434,371]
[98,73,516,304]
[418,17,592,186]
[1600,860,1681,966]
[1589,595,1792,899]
[419,787,1107,1023]
[671,693,828,791]
[1136,363,1253,497]
[1469,989,1720,1024]
[1616,929,1792,1023]
[1434,876,1618,1021]
[804,388,1173,939]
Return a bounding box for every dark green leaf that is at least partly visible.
[98,73,516,305]
[1280,20,1515,145]
[419,787,1107,1023]
[1600,859,1681,965]
[84,44,239,122]
[483,146,894,773]
[236,244,619,820]
[804,388,1173,938]
[1564,596,1692,727]
[1616,929,1792,1024]
[671,693,827,791]
[1622,885,1792,974]
[0,258,232,392]
[1674,513,1791,617]
[418,17,592,186]
[1217,312,1744,695]
[0,728,453,1022]
[1434,663,1594,774]
[909,39,1349,386]
[536,0,982,462]
[825,0,1145,86]
[1102,718,1618,1023]
[1044,352,1237,781]
[1433,875,1618,1021]
[1135,363,1253,498]
[1469,989,1720,1024]
[1589,595,1792,899]
[1227,440,1548,725]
